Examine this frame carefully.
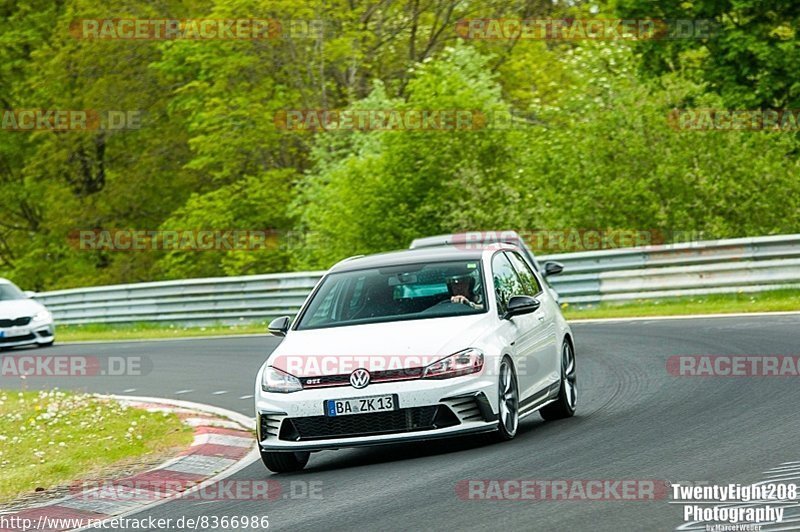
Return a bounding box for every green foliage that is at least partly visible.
[154,169,297,278]
[293,45,529,268]
[614,0,800,108]
[0,0,798,290]
[515,43,800,237]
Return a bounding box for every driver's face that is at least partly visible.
[451,279,470,296]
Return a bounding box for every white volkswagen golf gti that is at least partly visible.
[255,245,576,472]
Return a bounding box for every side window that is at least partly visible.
[491,253,523,315]
[506,251,542,296]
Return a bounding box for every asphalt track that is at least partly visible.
[3,314,800,531]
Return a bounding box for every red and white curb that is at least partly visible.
[0,396,258,532]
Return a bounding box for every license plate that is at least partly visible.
[2,328,28,338]
[324,395,398,417]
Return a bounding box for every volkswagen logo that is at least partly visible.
[349,368,371,389]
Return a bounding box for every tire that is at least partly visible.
[259,449,310,473]
[540,339,577,421]
[493,358,520,441]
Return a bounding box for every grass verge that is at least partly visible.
[57,322,267,342]
[563,288,800,320]
[0,390,193,503]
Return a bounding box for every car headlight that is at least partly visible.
[422,348,484,379]
[261,366,303,393]
[33,310,52,322]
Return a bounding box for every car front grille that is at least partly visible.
[0,333,36,344]
[0,317,32,327]
[279,405,459,441]
[299,368,424,389]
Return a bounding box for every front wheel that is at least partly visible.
[260,449,310,473]
[540,340,577,421]
[493,358,519,441]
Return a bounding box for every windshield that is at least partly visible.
[0,283,26,301]
[296,260,487,330]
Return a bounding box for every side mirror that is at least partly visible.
[543,261,564,277]
[502,295,541,320]
[267,316,291,337]
[23,291,36,299]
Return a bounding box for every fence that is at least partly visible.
[33,234,800,325]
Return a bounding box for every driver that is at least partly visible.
[447,274,483,309]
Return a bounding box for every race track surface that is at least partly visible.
[4,314,800,531]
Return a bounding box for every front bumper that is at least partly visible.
[256,374,499,451]
[0,320,54,348]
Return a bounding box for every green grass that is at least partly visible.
[0,390,194,503]
[563,288,800,320]
[57,321,268,342]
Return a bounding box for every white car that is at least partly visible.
[0,278,55,348]
[255,245,576,473]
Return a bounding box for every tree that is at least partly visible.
[614,0,800,108]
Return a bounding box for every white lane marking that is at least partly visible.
[191,433,253,448]
[212,390,227,395]
[109,395,255,429]
[764,473,800,481]
[767,464,800,471]
[174,389,193,395]
[122,388,137,393]
[239,394,253,400]
[183,417,243,430]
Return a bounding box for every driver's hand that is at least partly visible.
[451,295,469,305]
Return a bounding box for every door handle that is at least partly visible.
[537,315,545,322]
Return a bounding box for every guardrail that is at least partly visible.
[546,234,800,303]
[34,234,800,325]
[35,272,324,326]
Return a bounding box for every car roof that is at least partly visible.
[329,245,515,273]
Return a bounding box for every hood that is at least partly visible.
[0,298,45,319]
[269,314,494,377]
